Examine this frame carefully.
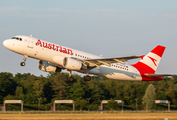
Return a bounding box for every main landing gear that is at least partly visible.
[84,70,91,81]
[83,75,91,81]
[20,55,28,66]
[66,70,91,82]
[66,70,74,82]
[67,76,74,82]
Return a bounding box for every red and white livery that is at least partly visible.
[3,35,173,82]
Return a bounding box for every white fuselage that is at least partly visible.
[3,35,142,81]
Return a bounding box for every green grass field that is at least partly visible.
[0,112,177,120]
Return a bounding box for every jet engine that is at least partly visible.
[63,57,85,70]
[53,56,87,70]
[38,60,61,72]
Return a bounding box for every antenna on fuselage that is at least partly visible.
[30,35,32,37]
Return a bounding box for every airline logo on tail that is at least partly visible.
[133,45,166,74]
[148,56,157,66]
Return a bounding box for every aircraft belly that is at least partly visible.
[89,68,101,75]
[99,66,142,81]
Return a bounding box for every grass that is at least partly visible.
[0,112,177,120]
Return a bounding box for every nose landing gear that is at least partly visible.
[20,62,25,66]
[20,55,28,66]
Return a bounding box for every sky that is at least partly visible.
[0,0,177,77]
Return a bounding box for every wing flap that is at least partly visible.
[74,55,140,67]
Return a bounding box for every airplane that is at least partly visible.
[3,35,173,82]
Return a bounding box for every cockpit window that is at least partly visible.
[11,37,22,41]
[11,37,16,39]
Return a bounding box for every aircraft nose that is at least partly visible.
[3,39,10,48]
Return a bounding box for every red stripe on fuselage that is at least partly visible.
[132,62,155,74]
[132,63,163,81]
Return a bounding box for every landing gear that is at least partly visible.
[20,55,28,66]
[67,76,74,82]
[20,62,25,66]
[66,70,91,82]
[84,75,91,81]
[66,70,74,82]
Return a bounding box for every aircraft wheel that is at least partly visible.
[84,75,91,81]
[67,76,74,82]
[20,62,25,66]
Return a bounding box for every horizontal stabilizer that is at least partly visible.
[145,74,174,77]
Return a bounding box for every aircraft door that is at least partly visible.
[28,38,34,48]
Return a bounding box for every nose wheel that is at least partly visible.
[20,55,28,66]
[20,62,26,66]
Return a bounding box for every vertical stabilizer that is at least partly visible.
[133,45,166,73]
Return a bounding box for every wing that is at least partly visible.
[74,55,140,68]
[146,74,174,77]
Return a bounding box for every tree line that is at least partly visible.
[0,72,177,111]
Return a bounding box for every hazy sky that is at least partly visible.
[0,0,177,77]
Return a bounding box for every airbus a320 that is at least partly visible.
[3,35,173,82]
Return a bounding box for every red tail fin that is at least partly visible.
[133,45,166,73]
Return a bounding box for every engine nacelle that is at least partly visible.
[38,60,61,72]
[63,57,83,70]
[53,56,65,66]
[53,56,87,70]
